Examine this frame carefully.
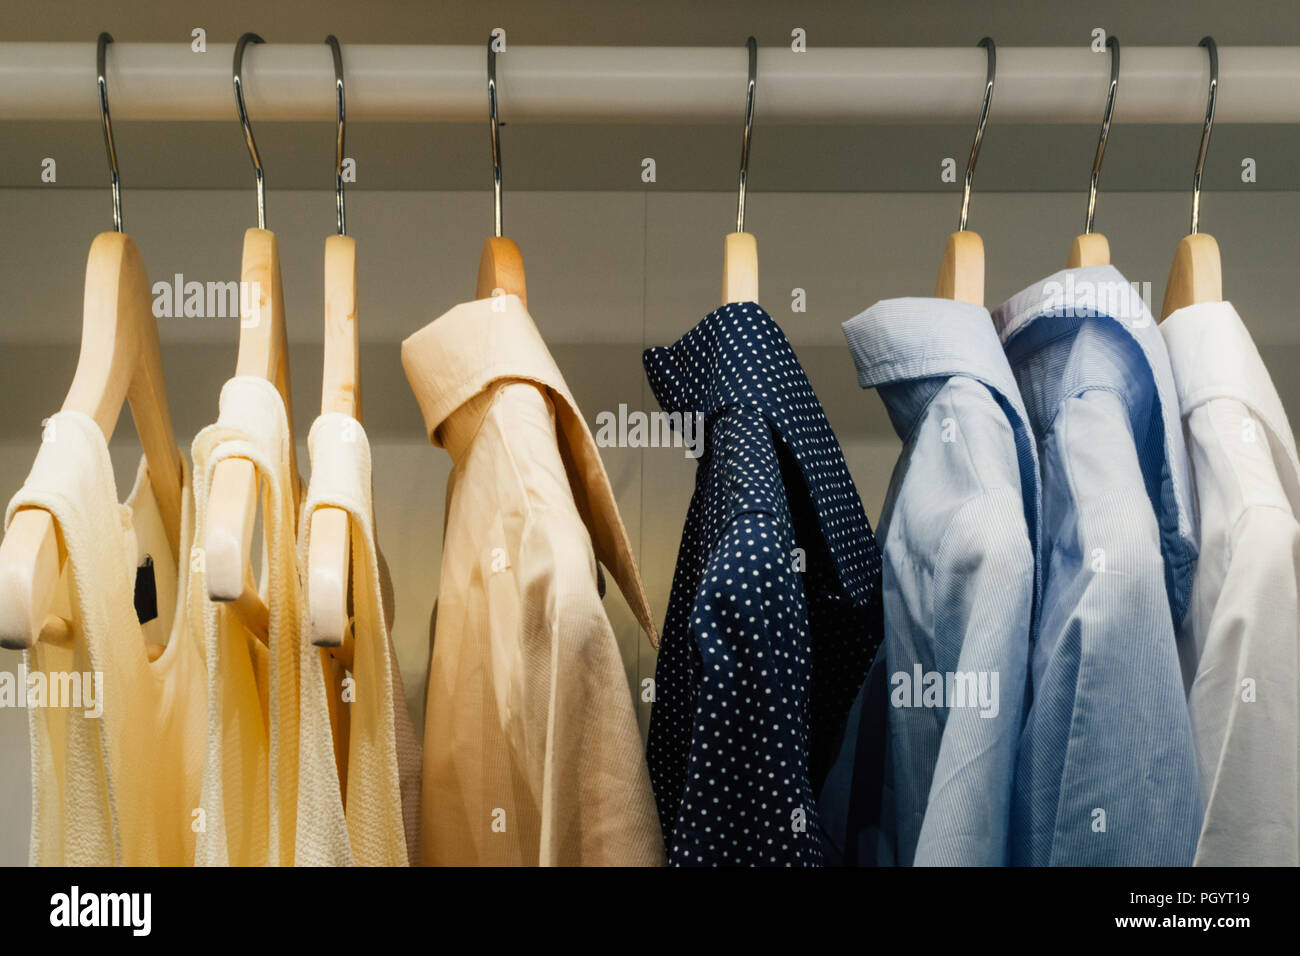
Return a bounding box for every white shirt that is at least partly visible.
[1162,300,1300,866]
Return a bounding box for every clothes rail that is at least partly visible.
[1,43,1299,124]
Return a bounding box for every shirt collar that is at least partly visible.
[401,294,658,647]
[992,265,1198,623]
[843,296,1028,437]
[1161,300,1299,475]
[644,301,880,606]
[843,296,1043,610]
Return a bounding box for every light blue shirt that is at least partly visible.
[994,265,1202,866]
[823,297,1039,866]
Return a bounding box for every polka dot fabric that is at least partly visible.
[643,302,884,866]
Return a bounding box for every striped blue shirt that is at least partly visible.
[821,297,1038,866]
[994,265,1202,866]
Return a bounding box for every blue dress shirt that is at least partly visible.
[821,297,1039,866]
[644,302,883,866]
[994,265,1202,865]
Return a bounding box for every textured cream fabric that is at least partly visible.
[6,412,205,865]
[299,413,421,865]
[402,295,663,866]
[1163,301,1300,867]
[189,377,351,866]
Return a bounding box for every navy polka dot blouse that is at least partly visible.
[643,302,883,866]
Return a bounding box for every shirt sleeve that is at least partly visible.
[669,512,825,866]
[1189,505,1300,865]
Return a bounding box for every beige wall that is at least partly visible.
[1,186,1297,864]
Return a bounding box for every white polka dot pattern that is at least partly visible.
[643,302,884,866]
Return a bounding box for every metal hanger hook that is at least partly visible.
[1190,36,1218,235]
[1084,36,1120,235]
[488,35,502,238]
[233,33,267,229]
[959,36,996,232]
[96,32,122,233]
[326,35,346,236]
[736,36,757,234]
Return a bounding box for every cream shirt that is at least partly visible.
[6,412,206,865]
[402,294,663,866]
[190,377,350,865]
[1163,301,1300,866]
[299,413,422,865]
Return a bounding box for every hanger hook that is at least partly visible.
[959,37,996,232]
[1190,36,1218,235]
[233,33,267,229]
[1084,36,1120,235]
[736,36,757,234]
[326,35,346,236]
[96,32,122,233]
[488,35,503,238]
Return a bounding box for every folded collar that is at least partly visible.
[993,265,1197,624]
[644,301,880,607]
[401,294,658,647]
[1161,300,1299,475]
[843,296,1027,437]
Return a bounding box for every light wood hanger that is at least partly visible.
[722,37,759,306]
[309,36,358,654]
[476,35,527,305]
[204,34,298,643]
[935,37,995,307]
[0,34,182,655]
[1067,36,1120,269]
[1162,37,1222,319]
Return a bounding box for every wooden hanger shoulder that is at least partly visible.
[935,230,984,306]
[1067,232,1111,269]
[309,233,358,648]
[204,227,294,641]
[1161,232,1222,319]
[476,236,526,306]
[0,231,183,649]
[722,232,758,306]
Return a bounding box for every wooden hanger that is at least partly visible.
[475,35,526,305]
[1067,36,1120,269]
[721,38,759,306]
[309,36,358,653]
[204,35,298,643]
[935,38,995,307]
[1162,37,1222,319]
[0,35,182,656]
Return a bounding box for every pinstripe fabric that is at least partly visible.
[994,266,1202,866]
[821,298,1037,866]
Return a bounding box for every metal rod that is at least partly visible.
[0,44,1287,124]
[488,36,502,238]
[327,35,346,236]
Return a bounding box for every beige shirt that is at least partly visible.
[403,294,663,866]
[190,377,351,866]
[299,413,422,865]
[7,412,206,865]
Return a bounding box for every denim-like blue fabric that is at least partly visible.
[994,266,1202,866]
[822,297,1038,866]
[643,302,883,866]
